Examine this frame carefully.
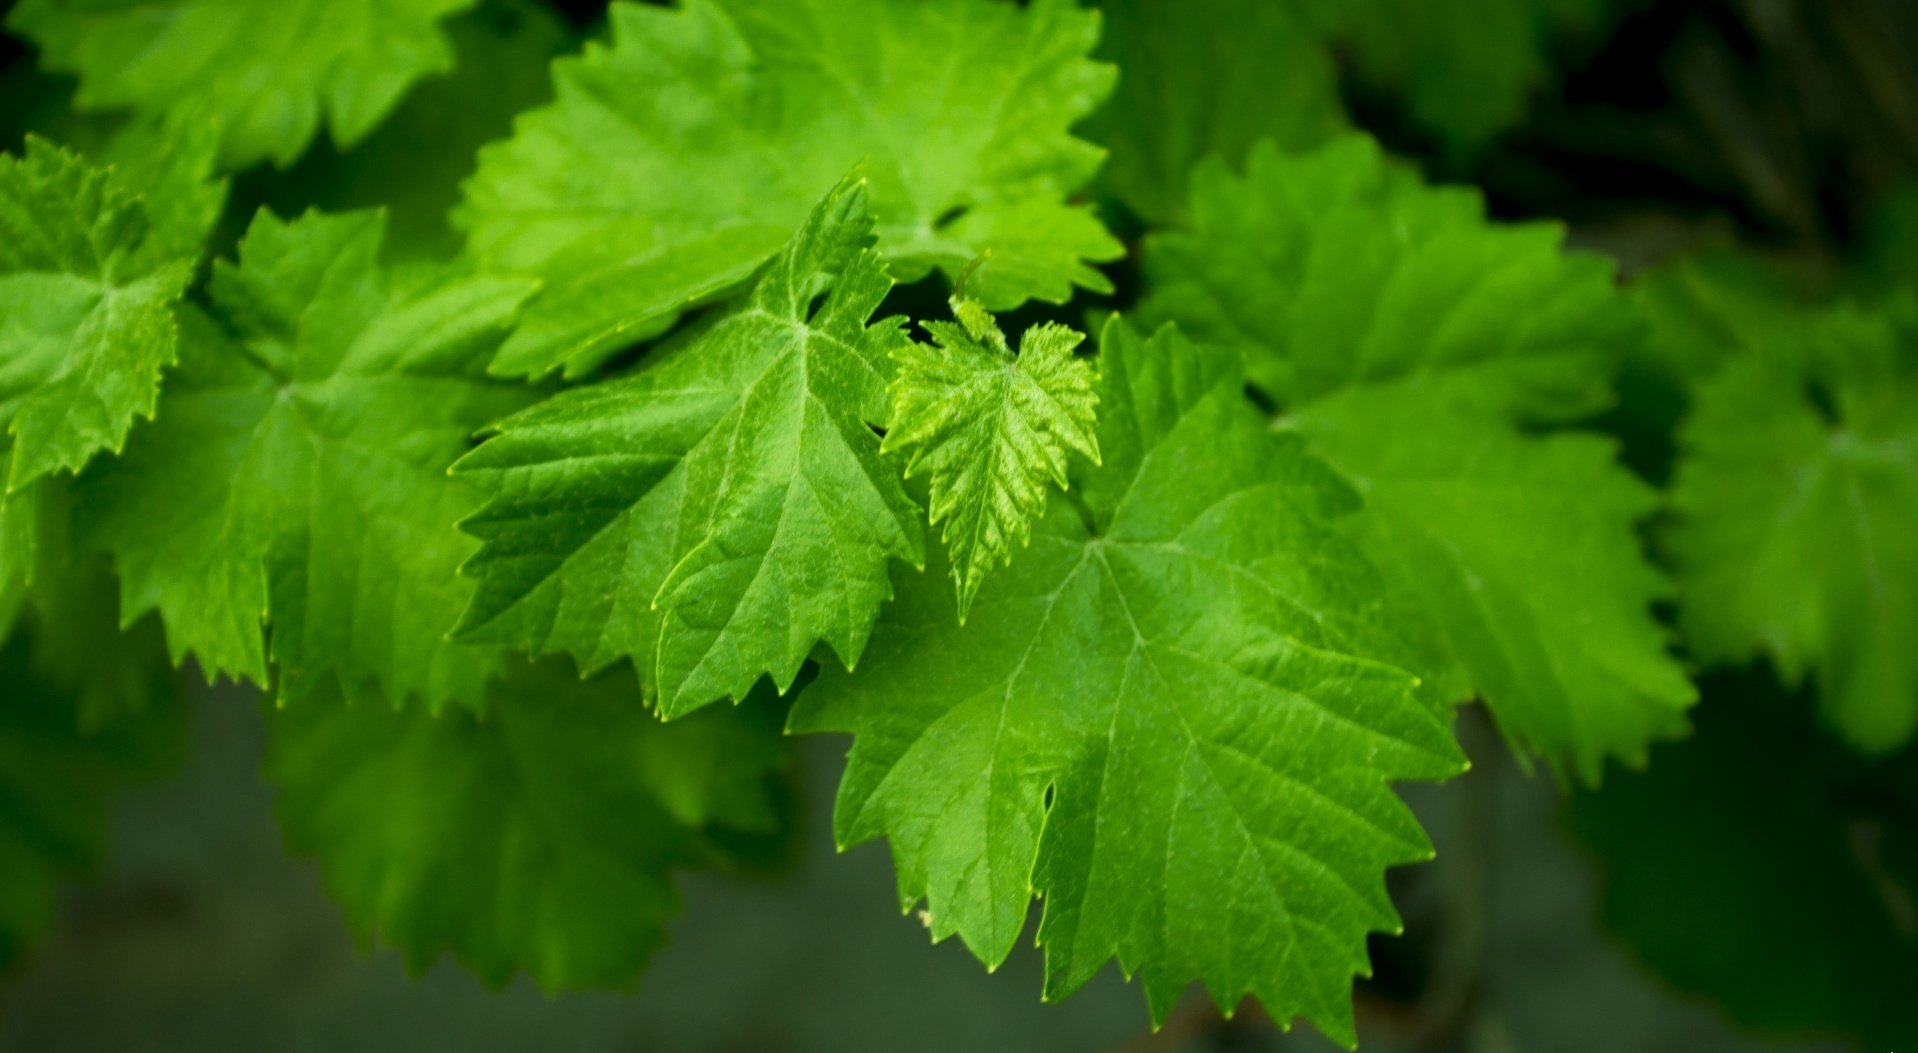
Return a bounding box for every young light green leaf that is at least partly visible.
[265,661,788,991]
[1140,137,1694,782]
[80,210,538,710]
[458,0,1120,377]
[454,179,923,717]
[1669,300,1918,751]
[792,320,1465,1046]
[884,296,1100,619]
[0,137,198,493]
[7,0,476,169]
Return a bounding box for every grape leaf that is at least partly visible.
[1140,137,1693,782]
[1634,250,1817,387]
[0,136,209,622]
[0,475,180,729]
[92,116,229,265]
[0,137,198,492]
[80,210,538,710]
[6,0,477,169]
[265,660,788,990]
[1669,298,1918,751]
[454,179,922,717]
[1567,682,1918,1047]
[458,0,1120,378]
[791,320,1465,1046]
[884,297,1100,619]
[1308,0,1623,154]
[0,630,185,967]
[265,0,573,260]
[1085,0,1348,225]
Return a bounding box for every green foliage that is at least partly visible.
[82,210,538,710]
[1668,296,1918,751]
[1086,0,1347,225]
[7,0,477,168]
[454,180,922,716]
[263,0,573,260]
[1859,183,1918,296]
[884,295,1100,618]
[0,631,185,967]
[0,138,198,491]
[1141,137,1693,781]
[458,0,1120,377]
[1314,0,1622,154]
[1,476,178,730]
[1568,686,1918,1047]
[266,660,789,990]
[2,3,1915,1047]
[0,136,220,622]
[1085,0,1617,188]
[795,320,1464,1045]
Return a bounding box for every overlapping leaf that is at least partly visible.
[81,210,537,709]
[455,179,922,716]
[266,660,787,990]
[0,138,198,494]
[1141,136,1694,782]
[1668,298,1918,751]
[459,0,1120,377]
[7,0,476,169]
[0,137,209,617]
[1086,0,1347,225]
[1307,0,1623,154]
[269,0,573,260]
[884,298,1099,619]
[793,320,1464,1046]
[0,475,178,729]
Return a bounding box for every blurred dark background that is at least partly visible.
[0,685,1855,1053]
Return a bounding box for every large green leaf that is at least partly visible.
[1140,136,1693,782]
[1669,298,1918,751]
[792,320,1464,1046]
[81,211,537,710]
[458,0,1120,378]
[1085,0,1347,225]
[7,0,476,169]
[455,179,922,716]
[266,661,788,990]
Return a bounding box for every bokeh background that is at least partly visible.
[0,683,1858,1053]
